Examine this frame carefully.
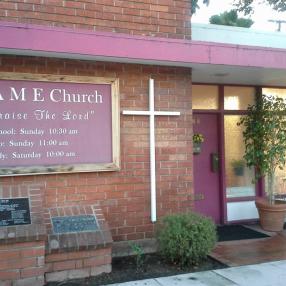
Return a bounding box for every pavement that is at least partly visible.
[106,260,286,286]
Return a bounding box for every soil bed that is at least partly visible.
[46,253,227,286]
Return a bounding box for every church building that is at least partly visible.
[0,1,286,285]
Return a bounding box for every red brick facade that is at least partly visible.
[0,1,194,283]
[0,56,193,241]
[45,248,112,282]
[0,241,45,285]
[0,0,192,39]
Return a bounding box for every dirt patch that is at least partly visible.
[46,253,226,286]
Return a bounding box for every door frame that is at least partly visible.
[193,84,262,224]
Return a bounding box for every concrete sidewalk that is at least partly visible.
[107,260,286,286]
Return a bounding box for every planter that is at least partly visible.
[233,167,244,176]
[193,142,201,155]
[255,197,286,232]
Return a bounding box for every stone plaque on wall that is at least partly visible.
[0,198,31,227]
[52,215,98,234]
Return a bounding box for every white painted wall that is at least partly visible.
[192,23,286,49]
[227,201,259,221]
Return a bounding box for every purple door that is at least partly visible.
[193,114,221,223]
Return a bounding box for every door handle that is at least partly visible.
[211,153,219,173]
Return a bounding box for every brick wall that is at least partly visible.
[0,0,192,39]
[45,248,112,282]
[0,55,193,242]
[0,241,45,286]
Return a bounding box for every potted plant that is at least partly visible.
[193,133,204,155]
[238,93,286,231]
[231,159,245,176]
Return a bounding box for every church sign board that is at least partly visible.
[0,73,120,176]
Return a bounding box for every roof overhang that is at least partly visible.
[1,22,286,86]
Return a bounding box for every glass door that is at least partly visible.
[192,84,261,223]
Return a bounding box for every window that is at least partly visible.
[224,115,255,198]
[224,87,255,110]
[192,85,219,110]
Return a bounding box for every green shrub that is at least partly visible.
[156,212,217,267]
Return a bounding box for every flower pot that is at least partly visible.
[193,142,201,155]
[233,166,244,176]
[255,197,286,232]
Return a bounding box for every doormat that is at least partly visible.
[217,225,270,242]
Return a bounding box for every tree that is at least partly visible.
[209,9,254,28]
[191,0,209,14]
[238,94,286,204]
[191,0,286,15]
[238,93,286,232]
[234,0,286,15]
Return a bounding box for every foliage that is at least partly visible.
[238,94,286,202]
[191,0,286,15]
[129,242,145,272]
[234,0,286,15]
[209,9,253,28]
[193,133,204,143]
[156,212,217,267]
[191,0,209,14]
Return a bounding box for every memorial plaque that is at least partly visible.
[52,215,98,234]
[0,198,31,227]
[0,73,120,176]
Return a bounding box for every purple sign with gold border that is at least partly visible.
[0,73,120,176]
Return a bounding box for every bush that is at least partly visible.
[156,212,217,267]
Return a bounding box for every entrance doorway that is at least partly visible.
[193,113,221,223]
[192,84,259,224]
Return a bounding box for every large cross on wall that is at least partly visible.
[123,79,180,222]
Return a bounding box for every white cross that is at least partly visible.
[122,79,180,222]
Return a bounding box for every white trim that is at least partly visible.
[227,201,259,221]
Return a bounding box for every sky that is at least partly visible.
[192,0,286,33]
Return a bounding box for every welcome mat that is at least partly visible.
[217,225,270,242]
